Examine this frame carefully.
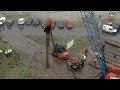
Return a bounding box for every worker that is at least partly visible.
[5,50,8,58]
[85,48,88,58]
[0,49,3,54]
[44,18,51,33]
[7,49,10,57]
[9,48,12,57]
[94,56,98,64]
[99,14,101,19]
[83,54,86,61]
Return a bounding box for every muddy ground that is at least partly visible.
[1,11,119,79]
[0,24,101,79]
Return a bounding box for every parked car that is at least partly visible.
[33,18,40,26]
[41,20,45,29]
[102,25,117,35]
[0,17,6,25]
[58,20,65,29]
[66,20,73,29]
[26,18,33,25]
[18,18,26,25]
[6,19,14,26]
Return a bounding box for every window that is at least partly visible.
[0,20,3,22]
[109,28,112,30]
[109,27,113,30]
[19,21,22,22]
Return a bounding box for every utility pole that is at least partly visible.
[46,33,50,68]
[44,19,51,69]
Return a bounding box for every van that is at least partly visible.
[0,17,6,25]
[102,25,117,35]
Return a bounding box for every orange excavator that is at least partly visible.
[52,43,69,60]
[69,57,84,71]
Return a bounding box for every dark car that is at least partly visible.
[66,20,73,29]
[26,18,33,25]
[58,20,65,29]
[6,19,14,26]
[33,19,40,26]
[41,20,45,29]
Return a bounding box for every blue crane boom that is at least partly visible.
[80,11,107,79]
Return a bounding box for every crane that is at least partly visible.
[80,11,107,79]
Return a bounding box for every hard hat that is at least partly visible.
[95,52,98,55]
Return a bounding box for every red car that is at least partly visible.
[66,20,73,29]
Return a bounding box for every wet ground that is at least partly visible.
[0,25,102,79]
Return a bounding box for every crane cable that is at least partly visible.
[50,29,55,46]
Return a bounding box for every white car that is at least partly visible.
[0,17,6,25]
[18,18,26,25]
[102,25,117,35]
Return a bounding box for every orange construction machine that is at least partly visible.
[66,56,84,72]
[105,64,120,79]
[68,57,84,71]
[44,18,70,60]
[52,43,69,60]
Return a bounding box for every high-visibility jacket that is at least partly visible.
[9,49,12,52]
[0,49,3,53]
[7,49,10,53]
[83,55,86,60]
[5,50,8,54]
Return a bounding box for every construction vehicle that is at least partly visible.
[102,24,117,36]
[66,56,85,71]
[81,11,120,79]
[44,18,70,60]
[52,43,69,60]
